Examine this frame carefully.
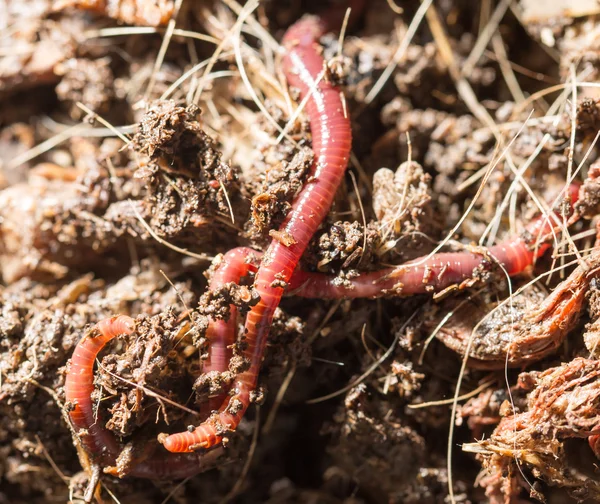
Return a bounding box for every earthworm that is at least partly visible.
[161,10,354,453]
[65,315,134,462]
[65,315,220,479]
[201,247,260,415]
[287,184,581,299]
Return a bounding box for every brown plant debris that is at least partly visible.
[472,358,600,503]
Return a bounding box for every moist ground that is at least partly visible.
[1,1,600,503]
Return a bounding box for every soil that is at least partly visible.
[2,1,600,503]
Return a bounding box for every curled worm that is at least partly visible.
[65,315,220,478]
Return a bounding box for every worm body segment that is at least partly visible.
[65,315,134,461]
[201,247,260,415]
[288,184,580,299]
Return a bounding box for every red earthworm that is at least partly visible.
[161,10,354,453]
[65,315,134,463]
[287,184,581,299]
[162,3,578,448]
[201,247,260,415]
[65,315,220,479]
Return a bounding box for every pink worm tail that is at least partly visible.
[161,14,352,453]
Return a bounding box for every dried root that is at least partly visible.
[470,357,600,502]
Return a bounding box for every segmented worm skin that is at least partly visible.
[201,247,259,415]
[65,315,218,479]
[287,184,581,299]
[162,14,352,453]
